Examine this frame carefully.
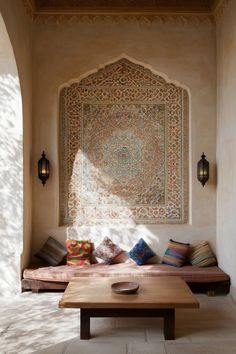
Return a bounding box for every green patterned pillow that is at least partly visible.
[190,241,217,267]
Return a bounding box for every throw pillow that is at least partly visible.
[67,255,91,266]
[93,237,123,264]
[34,236,67,266]
[66,240,93,266]
[162,239,190,267]
[127,238,156,266]
[190,241,217,267]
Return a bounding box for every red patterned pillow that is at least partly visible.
[67,255,91,266]
[66,240,92,266]
[93,237,122,263]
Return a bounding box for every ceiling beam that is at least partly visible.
[22,0,224,18]
[32,0,216,15]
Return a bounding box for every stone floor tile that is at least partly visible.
[115,317,163,328]
[91,317,116,330]
[128,342,167,354]
[145,327,165,341]
[65,340,127,354]
[175,317,236,341]
[189,326,236,342]
[1,292,236,353]
[33,341,69,354]
[147,326,192,343]
[33,340,128,354]
[177,304,236,322]
[165,341,236,354]
[89,327,146,342]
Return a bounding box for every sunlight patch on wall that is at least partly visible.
[67,224,161,257]
[68,149,137,226]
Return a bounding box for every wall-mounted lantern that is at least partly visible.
[197,152,209,187]
[38,151,50,186]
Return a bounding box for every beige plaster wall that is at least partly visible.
[216,0,236,301]
[32,17,216,256]
[0,0,33,272]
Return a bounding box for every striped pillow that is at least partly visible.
[162,239,190,267]
[35,236,67,266]
[190,241,217,267]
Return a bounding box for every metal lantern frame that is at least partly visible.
[197,152,209,187]
[38,151,50,186]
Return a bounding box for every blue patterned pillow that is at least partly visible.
[128,238,156,265]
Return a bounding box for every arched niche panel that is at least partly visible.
[59,58,189,226]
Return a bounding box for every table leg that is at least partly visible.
[80,308,175,340]
[80,309,90,339]
[163,309,175,340]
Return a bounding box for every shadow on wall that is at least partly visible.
[0,14,23,296]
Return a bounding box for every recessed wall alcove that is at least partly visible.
[59,56,189,227]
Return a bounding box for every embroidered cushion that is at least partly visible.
[162,239,190,267]
[66,255,91,266]
[190,241,217,267]
[127,238,156,266]
[93,237,123,264]
[34,236,68,266]
[66,240,93,266]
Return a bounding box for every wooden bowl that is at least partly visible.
[111,281,139,294]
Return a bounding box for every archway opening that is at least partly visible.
[0,14,23,295]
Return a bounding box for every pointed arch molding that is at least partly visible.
[59,57,189,226]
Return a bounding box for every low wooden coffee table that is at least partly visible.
[59,276,199,340]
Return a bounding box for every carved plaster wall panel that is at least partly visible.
[22,0,226,21]
[33,14,214,25]
[59,58,189,226]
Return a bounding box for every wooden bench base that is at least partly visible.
[22,279,68,293]
[187,280,230,296]
[22,278,230,295]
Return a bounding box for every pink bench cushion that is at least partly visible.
[23,263,230,283]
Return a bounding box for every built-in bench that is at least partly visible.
[22,262,230,295]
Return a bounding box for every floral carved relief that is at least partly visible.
[59,58,189,226]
